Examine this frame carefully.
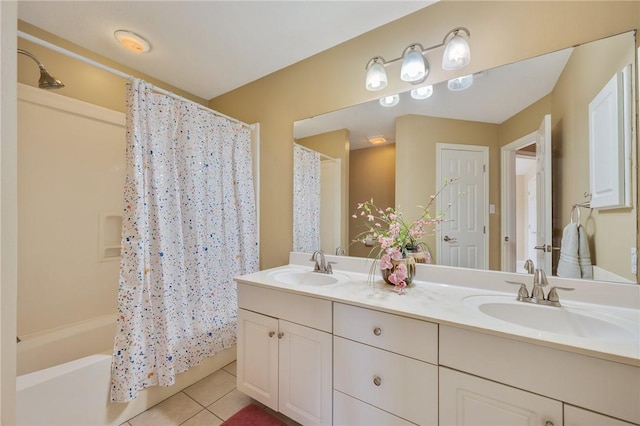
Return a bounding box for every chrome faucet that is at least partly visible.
[524,259,535,274]
[506,268,574,307]
[310,250,334,274]
[335,246,346,256]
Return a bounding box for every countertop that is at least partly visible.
[235,253,640,367]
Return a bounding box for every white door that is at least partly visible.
[437,144,488,269]
[535,115,553,274]
[526,176,537,262]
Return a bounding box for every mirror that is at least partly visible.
[294,31,638,284]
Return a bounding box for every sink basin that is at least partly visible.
[268,269,351,286]
[464,295,639,342]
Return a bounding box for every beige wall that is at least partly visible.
[296,129,350,252]
[349,144,395,258]
[210,1,640,269]
[396,115,500,268]
[552,32,637,281]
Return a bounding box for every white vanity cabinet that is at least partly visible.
[564,405,639,426]
[332,303,439,426]
[237,284,333,426]
[439,367,562,426]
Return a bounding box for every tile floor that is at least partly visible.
[119,361,300,426]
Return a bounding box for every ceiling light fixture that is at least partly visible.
[367,135,387,145]
[365,27,471,91]
[114,30,151,54]
[379,94,400,107]
[411,85,433,100]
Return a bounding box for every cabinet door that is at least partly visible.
[565,405,638,426]
[278,319,332,426]
[440,367,563,426]
[237,309,278,410]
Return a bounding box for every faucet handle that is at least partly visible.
[506,281,529,300]
[326,261,337,274]
[547,286,574,304]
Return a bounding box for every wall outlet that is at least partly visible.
[631,247,637,275]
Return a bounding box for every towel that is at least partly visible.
[557,222,593,279]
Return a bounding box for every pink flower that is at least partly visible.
[379,253,393,270]
[367,214,375,221]
[394,281,407,294]
[388,247,403,261]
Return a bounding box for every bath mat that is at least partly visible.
[221,404,287,426]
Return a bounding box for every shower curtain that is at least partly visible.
[110,79,258,402]
[293,144,321,253]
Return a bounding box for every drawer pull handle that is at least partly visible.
[373,327,382,336]
[277,332,284,339]
[373,376,382,386]
[268,331,275,337]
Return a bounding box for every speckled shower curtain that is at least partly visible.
[110,79,258,402]
[293,144,321,253]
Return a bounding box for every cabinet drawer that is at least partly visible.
[334,390,415,426]
[334,336,438,425]
[334,303,437,363]
[237,283,332,332]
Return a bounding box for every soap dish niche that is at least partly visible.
[99,213,122,262]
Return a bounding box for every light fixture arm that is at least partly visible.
[18,48,46,70]
[364,27,471,69]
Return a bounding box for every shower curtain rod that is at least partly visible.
[17,30,254,130]
[294,142,338,161]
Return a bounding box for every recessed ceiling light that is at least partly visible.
[114,30,151,54]
[367,135,387,145]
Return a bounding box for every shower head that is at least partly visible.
[18,48,65,89]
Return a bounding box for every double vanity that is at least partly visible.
[234,252,640,426]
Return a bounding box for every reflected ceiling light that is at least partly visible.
[447,74,474,91]
[114,30,151,53]
[411,85,433,100]
[379,94,400,107]
[442,27,471,70]
[365,27,471,92]
[367,135,387,145]
[400,44,428,83]
[365,57,388,91]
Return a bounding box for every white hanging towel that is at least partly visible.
[578,225,593,279]
[557,222,581,278]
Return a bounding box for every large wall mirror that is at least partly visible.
[294,30,638,285]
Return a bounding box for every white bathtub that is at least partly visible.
[16,314,236,426]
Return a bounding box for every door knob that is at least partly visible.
[534,244,559,252]
[443,235,457,243]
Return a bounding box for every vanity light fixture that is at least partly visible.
[379,94,400,107]
[447,74,473,91]
[365,26,471,91]
[114,30,151,54]
[411,85,434,100]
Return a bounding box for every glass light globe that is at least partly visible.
[400,47,428,82]
[411,85,433,100]
[365,60,388,91]
[379,94,400,107]
[447,74,473,91]
[442,34,471,70]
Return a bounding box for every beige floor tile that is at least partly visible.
[207,389,254,420]
[119,423,132,426]
[183,369,236,407]
[129,392,203,426]
[180,409,223,426]
[222,361,237,376]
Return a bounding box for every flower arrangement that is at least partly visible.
[352,179,454,294]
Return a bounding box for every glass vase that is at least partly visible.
[381,256,416,286]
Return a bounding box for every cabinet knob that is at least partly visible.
[373,376,382,386]
[277,332,284,339]
[268,331,275,338]
[373,327,382,336]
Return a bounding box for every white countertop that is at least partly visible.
[235,253,640,367]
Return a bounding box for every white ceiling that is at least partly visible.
[18,1,434,100]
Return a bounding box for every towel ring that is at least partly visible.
[570,205,581,224]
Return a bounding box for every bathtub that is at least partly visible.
[16,314,236,426]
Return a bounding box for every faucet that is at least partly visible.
[506,268,574,306]
[524,259,535,274]
[310,250,334,274]
[335,246,346,256]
